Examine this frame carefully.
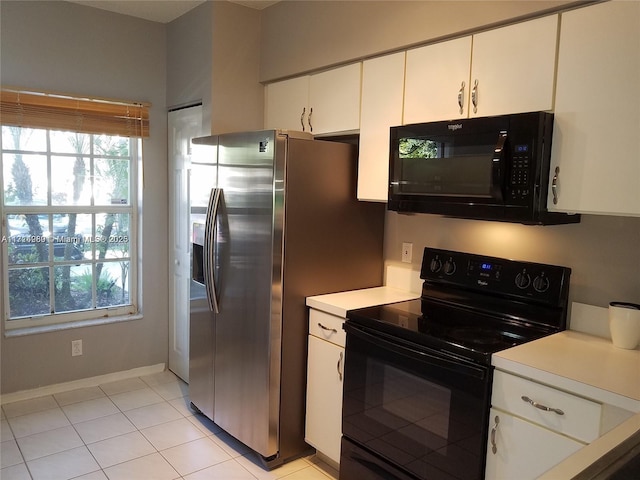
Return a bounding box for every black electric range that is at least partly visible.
[340,247,572,480]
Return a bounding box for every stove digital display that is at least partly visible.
[468,260,502,280]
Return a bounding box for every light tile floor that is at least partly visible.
[0,370,339,480]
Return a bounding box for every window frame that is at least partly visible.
[1,126,141,331]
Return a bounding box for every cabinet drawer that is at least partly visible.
[309,309,346,347]
[492,371,601,443]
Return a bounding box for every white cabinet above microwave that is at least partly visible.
[404,15,558,124]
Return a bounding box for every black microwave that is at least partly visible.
[388,111,580,225]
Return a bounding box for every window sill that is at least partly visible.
[4,313,143,338]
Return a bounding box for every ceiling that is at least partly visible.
[68,1,279,24]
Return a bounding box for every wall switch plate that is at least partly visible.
[401,242,413,263]
[71,339,83,357]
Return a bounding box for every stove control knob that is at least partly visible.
[533,275,550,293]
[444,259,456,275]
[430,258,442,273]
[515,271,531,289]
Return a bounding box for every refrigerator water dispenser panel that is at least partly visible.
[192,222,205,285]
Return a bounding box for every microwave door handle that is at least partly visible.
[491,131,508,201]
[203,187,221,313]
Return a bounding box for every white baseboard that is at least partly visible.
[0,363,166,405]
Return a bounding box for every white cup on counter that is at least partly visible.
[608,302,640,349]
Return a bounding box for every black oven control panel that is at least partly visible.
[421,247,571,306]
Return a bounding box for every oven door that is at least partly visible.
[341,322,491,480]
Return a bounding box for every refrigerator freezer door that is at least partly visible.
[188,143,218,422]
[213,130,283,459]
[188,284,214,421]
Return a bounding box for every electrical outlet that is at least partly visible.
[71,339,83,357]
[401,242,413,263]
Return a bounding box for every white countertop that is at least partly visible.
[306,286,420,318]
[538,411,640,479]
[492,330,640,411]
[493,329,640,478]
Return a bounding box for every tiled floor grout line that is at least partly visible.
[2,374,337,480]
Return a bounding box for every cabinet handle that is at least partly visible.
[300,107,306,131]
[521,396,565,415]
[490,415,499,454]
[317,322,337,334]
[458,81,465,114]
[471,79,479,114]
[551,166,560,205]
[337,351,344,381]
[308,107,313,133]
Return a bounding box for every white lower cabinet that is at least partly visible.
[305,309,345,464]
[485,407,584,480]
[485,370,601,479]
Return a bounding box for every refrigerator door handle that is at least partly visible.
[204,187,222,313]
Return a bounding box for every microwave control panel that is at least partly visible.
[508,143,532,203]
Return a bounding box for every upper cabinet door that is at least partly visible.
[404,36,472,124]
[548,1,640,216]
[308,63,362,136]
[358,52,406,202]
[404,15,557,124]
[264,76,310,132]
[470,15,558,118]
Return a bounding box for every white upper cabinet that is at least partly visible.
[404,36,472,124]
[358,52,406,202]
[264,76,310,132]
[548,0,640,216]
[264,63,361,136]
[404,15,558,123]
[308,63,361,135]
[469,15,558,118]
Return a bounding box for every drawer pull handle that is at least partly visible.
[317,323,337,334]
[490,415,499,454]
[337,351,344,381]
[521,396,565,415]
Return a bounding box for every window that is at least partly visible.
[0,89,149,331]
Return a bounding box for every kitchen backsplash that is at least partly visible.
[384,212,640,309]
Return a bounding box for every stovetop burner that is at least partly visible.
[347,300,547,364]
[346,247,571,365]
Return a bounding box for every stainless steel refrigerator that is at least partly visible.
[188,130,384,467]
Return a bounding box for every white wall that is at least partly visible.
[385,213,640,309]
[0,1,169,394]
[259,0,579,81]
[166,1,263,135]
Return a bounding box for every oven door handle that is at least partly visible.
[345,323,487,380]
